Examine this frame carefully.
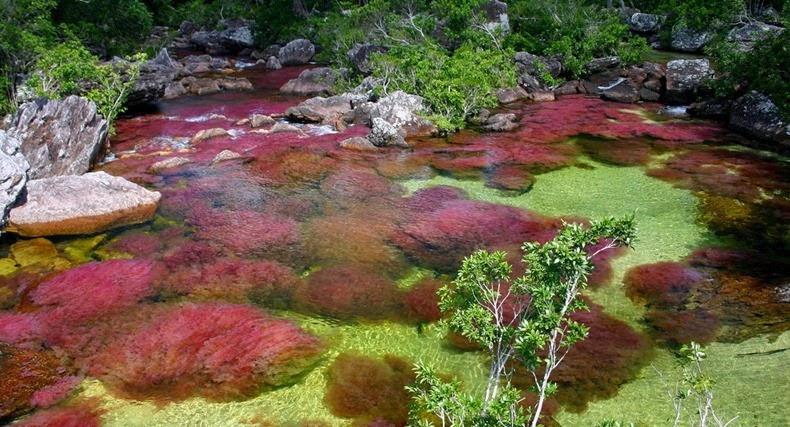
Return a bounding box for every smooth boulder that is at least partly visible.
[2,96,109,180]
[280,67,338,97]
[6,172,161,237]
[278,39,315,66]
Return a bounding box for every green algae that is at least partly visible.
[555,331,790,427]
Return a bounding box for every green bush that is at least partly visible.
[53,0,153,57]
[507,1,648,78]
[707,30,790,121]
[370,42,516,133]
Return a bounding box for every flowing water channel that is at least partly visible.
[1,63,788,426]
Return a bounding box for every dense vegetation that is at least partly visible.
[1,0,788,125]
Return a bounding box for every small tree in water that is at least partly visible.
[407,215,637,427]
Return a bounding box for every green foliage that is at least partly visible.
[707,31,790,121]
[507,1,648,78]
[408,216,637,427]
[661,0,745,30]
[0,0,57,115]
[371,42,516,133]
[53,0,153,57]
[656,342,738,427]
[27,40,143,132]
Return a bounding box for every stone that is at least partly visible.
[671,24,713,52]
[629,13,661,33]
[211,150,242,164]
[601,80,640,103]
[368,117,408,148]
[484,113,518,132]
[495,87,527,104]
[727,22,784,51]
[518,74,546,92]
[688,98,732,121]
[347,44,388,74]
[266,56,282,70]
[269,123,306,136]
[285,95,355,123]
[369,91,437,137]
[638,88,661,102]
[250,114,276,128]
[192,128,229,143]
[477,0,510,34]
[278,39,316,66]
[219,26,255,49]
[665,59,713,104]
[190,31,227,55]
[6,172,162,237]
[584,56,621,74]
[187,78,221,95]
[554,80,581,96]
[339,137,379,152]
[529,91,556,102]
[280,67,338,97]
[2,96,108,180]
[9,238,58,268]
[728,91,790,148]
[216,77,253,91]
[148,157,192,173]
[0,130,29,234]
[163,82,187,99]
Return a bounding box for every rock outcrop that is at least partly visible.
[347,44,388,74]
[278,39,316,66]
[280,67,339,97]
[665,59,712,104]
[671,24,712,52]
[368,91,437,137]
[629,13,661,34]
[367,117,408,148]
[285,95,356,123]
[2,96,109,180]
[0,130,29,234]
[6,172,161,237]
[729,91,790,149]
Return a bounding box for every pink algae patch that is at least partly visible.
[88,303,321,401]
[392,196,560,271]
[14,401,104,427]
[295,264,402,320]
[624,261,706,307]
[29,376,83,409]
[188,208,301,260]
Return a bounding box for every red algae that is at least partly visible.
[89,303,321,401]
[401,278,445,323]
[646,308,720,346]
[512,302,651,412]
[392,197,559,271]
[295,264,402,320]
[623,261,706,307]
[189,208,301,260]
[324,352,415,426]
[12,400,104,427]
[0,342,76,422]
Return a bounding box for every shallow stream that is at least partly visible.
[1,64,788,426]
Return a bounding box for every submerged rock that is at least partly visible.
[2,96,109,180]
[6,172,161,237]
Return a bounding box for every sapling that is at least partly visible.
[408,215,637,427]
[655,342,738,427]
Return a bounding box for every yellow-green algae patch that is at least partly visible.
[401,158,720,323]
[555,331,790,427]
[86,318,487,427]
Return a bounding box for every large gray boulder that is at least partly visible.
[2,96,109,180]
[278,39,315,66]
[285,95,358,123]
[729,91,790,148]
[727,22,784,51]
[369,91,437,137]
[5,171,161,237]
[665,59,713,104]
[0,130,30,234]
[129,49,181,106]
[477,0,510,34]
[671,24,713,52]
[368,117,408,148]
[629,13,661,34]
[280,67,339,97]
[220,26,255,49]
